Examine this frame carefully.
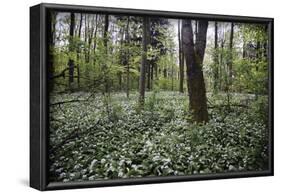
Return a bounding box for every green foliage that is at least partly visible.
[156,77,179,91]
[233,58,268,94]
[48,13,270,183]
[49,91,269,182]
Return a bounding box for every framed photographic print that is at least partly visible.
[30,3,274,191]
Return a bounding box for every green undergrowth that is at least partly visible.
[49,91,269,182]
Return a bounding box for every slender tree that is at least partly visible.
[103,15,109,93]
[178,19,184,93]
[84,15,88,62]
[228,22,234,85]
[139,17,149,107]
[85,15,96,63]
[68,12,75,90]
[92,15,98,65]
[125,16,130,98]
[147,60,151,90]
[219,26,225,91]
[146,24,151,90]
[171,53,174,91]
[213,22,219,92]
[118,26,125,91]
[76,13,83,87]
[182,20,209,123]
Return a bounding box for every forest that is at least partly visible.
[48,11,269,182]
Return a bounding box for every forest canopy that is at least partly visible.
[48,11,269,182]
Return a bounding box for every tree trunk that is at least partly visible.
[220,38,225,91]
[146,25,151,90]
[103,15,109,93]
[84,15,88,62]
[68,12,75,90]
[178,19,184,93]
[151,63,154,89]
[125,16,130,98]
[163,68,167,78]
[213,22,219,92]
[147,63,151,90]
[139,17,149,107]
[171,56,174,91]
[86,16,95,63]
[92,15,98,65]
[155,63,158,79]
[194,21,198,42]
[118,27,125,91]
[182,19,209,123]
[242,34,246,59]
[228,22,234,84]
[76,13,83,87]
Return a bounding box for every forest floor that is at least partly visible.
[49,91,269,182]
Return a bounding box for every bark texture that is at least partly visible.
[182,20,209,123]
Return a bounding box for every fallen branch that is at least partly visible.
[208,104,248,109]
[50,66,77,79]
[50,93,95,106]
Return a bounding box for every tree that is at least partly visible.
[76,13,83,87]
[228,22,234,85]
[92,15,98,65]
[182,20,209,123]
[178,19,184,93]
[117,21,125,91]
[213,22,219,92]
[85,15,95,63]
[103,15,109,93]
[149,18,169,84]
[139,17,150,107]
[125,16,131,98]
[219,25,225,91]
[68,12,75,90]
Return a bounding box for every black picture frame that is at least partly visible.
[30,3,274,191]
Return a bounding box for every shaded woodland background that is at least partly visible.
[48,11,269,182]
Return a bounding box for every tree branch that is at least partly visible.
[49,93,95,106]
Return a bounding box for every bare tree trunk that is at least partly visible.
[68,12,75,90]
[178,19,184,93]
[92,15,98,65]
[146,25,151,90]
[194,21,198,42]
[139,17,149,107]
[242,34,246,59]
[84,15,88,62]
[163,67,167,78]
[213,22,219,92]
[171,56,174,91]
[147,63,151,90]
[182,20,209,123]
[86,16,95,63]
[228,22,234,85]
[155,63,158,79]
[125,16,130,98]
[76,13,83,87]
[150,63,154,90]
[219,32,225,91]
[118,27,125,91]
[103,15,109,93]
